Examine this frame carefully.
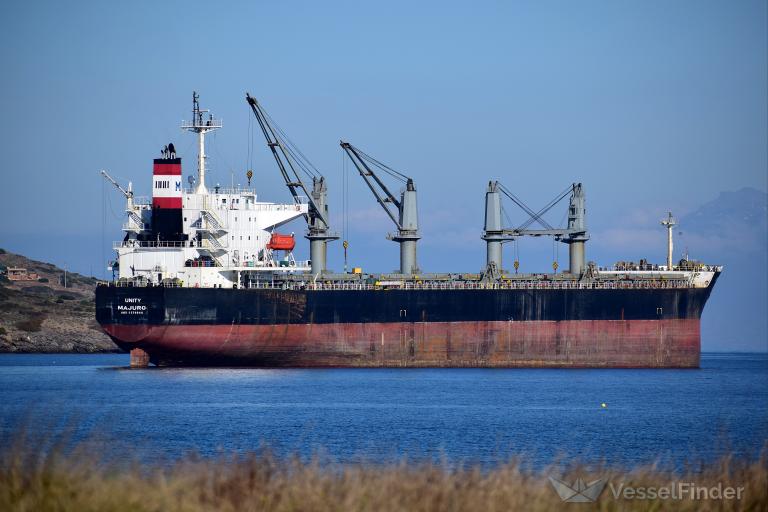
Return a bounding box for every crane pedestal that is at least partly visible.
[567,240,586,275]
[392,233,420,275]
[307,234,338,276]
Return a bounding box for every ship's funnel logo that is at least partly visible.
[548,476,607,502]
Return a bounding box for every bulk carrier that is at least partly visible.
[95,93,721,368]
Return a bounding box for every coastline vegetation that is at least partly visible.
[0,435,765,511]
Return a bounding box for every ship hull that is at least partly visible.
[96,280,717,368]
[101,319,700,367]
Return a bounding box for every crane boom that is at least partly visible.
[100,169,143,229]
[100,170,132,199]
[340,142,404,229]
[245,93,337,275]
[245,93,328,227]
[340,141,420,275]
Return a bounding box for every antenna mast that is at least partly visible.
[661,211,677,270]
[181,92,222,194]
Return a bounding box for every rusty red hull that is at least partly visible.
[103,319,701,368]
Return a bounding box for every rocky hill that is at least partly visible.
[0,249,117,353]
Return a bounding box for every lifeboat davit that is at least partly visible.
[267,233,295,251]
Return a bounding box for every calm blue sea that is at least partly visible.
[0,353,766,469]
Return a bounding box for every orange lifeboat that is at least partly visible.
[266,233,295,251]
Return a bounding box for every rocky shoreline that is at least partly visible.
[0,250,119,354]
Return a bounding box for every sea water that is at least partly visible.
[0,353,766,469]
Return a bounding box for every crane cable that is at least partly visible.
[341,148,350,270]
[497,182,554,231]
[497,182,572,232]
[101,178,106,280]
[261,108,321,180]
[516,184,572,232]
[552,238,559,272]
[247,111,253,173]
[500,203,513,230]
[344,151,349,239]
[348,144,409,183]
[341,147,349,241]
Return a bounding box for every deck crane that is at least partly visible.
[340,142,420,275]
[482,181,588,278]
[100,170,144,230]
[100,170,133,206]
[245,93,338,275]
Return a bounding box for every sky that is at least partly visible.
[0,0,766,349]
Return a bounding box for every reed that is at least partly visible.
[0,434,765,511]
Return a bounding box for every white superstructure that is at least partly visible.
[108,94,309,288]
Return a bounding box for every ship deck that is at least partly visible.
[104,264,720,291]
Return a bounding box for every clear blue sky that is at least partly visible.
[1,0,766,349]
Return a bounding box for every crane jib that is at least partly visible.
[245,93,331,228]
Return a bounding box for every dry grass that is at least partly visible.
[0,435,765,512]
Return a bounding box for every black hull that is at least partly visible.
[96,283,716,326]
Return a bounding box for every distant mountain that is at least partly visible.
[680,187,767,236]
[674,187,767,351]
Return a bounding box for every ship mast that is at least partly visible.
[181,92,222,194]
[661,211,676,270]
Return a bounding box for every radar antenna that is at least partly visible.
[181,92,222,194]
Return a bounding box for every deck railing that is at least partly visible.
[113,241,188,249]
[104,278,692,291]
[600,264,719,272]
[236,279,693,291]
